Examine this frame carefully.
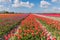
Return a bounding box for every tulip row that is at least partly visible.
[0,14,29,39]
[41,14,60,17]
[6,14,42,40]
[37,20,56,40]
[34,14,60,30]
[7,14,56,40]
[33,14,60,40]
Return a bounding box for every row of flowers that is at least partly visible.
[0,14,28,38]
[34,14,60,30]
[33,14,60,40]
[5,14,56,40]
[41,14,60,17]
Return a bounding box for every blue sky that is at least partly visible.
[0,0,60,13]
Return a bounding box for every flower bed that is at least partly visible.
[7,14,56,40]
[0,14,28,38]
[34,14,60,40]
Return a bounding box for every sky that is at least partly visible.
[0,0,60,13]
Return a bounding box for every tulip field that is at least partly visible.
[0,14,60,40]
[0,14,29,40]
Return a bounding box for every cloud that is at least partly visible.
[0,5,9,11]
[14,0,20,4]
[53,7,60,10]
[51,0,57,2]
[0,0,11,3]
[51,0,60,3]
[12,0,34,8]
[0,5,4,11]
[40,0,51,8]
[51,0,58,2]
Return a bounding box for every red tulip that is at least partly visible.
[7,34,11,38]
[24,33,27,36]
[52,37,56,40]
[18,29,22,34]
[31,33,35,37]
[4,35,8,40]
[36,32,39,35]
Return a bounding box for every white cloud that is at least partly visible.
[12,0,34,8]
[51,0,58,2]
[0,5,9,11]
[51,0,60,3]
[20,1,34,8]
[50,7,60,13]
[40,0,51,8]
[14,0,20,4]
[53,7,60,10]
[0,0,11,2]
[0,5,4,11]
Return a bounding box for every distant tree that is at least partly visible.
[11,12,14,14]
[5,11,9,13]
[0,10,15,14]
